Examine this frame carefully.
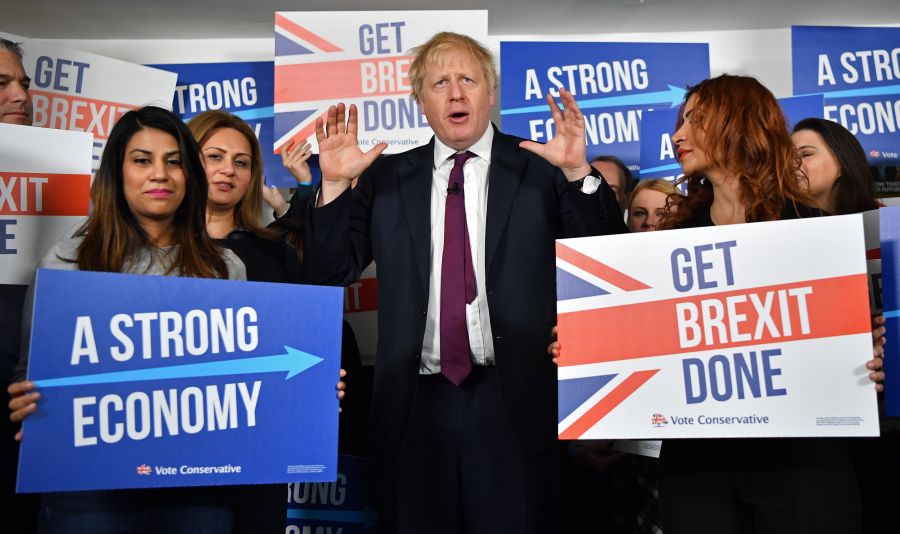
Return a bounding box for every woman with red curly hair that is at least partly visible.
[658,75,884,534]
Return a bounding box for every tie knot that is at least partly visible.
[451,151,473,168]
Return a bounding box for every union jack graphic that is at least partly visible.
[651,413,668,427]
[556,242,660,439]
[273,13,346,154]
[871,149,880,158]
[136,464,151,476]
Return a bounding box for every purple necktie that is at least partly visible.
[440,151,476,386]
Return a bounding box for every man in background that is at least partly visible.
[591,154,633,211]
[1,38,39,534]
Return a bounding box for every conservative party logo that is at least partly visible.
[136,464,152,476]
[651,413,668,428]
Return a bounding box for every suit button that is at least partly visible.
[487,290,495,296]
[494,335,504,341]
[419,309,426,318]
[414,352,421,360]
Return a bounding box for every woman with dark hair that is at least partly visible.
[792,117,879,215]
[656,75,885,534]
[7,106,246,532]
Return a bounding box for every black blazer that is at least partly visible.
[304,126,626,501]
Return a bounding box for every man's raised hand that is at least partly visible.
[315,103,388,205]
[518,87,592,182]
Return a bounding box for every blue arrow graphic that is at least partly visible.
[287,507,377,526]
[817,83,900,99]
[639,162,682,176]
[501,85,686,116]
[33,346,323,388]
[183,106,274,122]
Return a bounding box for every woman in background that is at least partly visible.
[189,110,304,284]
[793,117,892,534]
[791,117,879,215]
[626,178,679,232]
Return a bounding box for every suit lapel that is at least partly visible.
[486,128,525,276]
[398,140,435,294]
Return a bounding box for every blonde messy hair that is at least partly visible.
[408,32,497,101]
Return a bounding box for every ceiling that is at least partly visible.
[5,0,900,40]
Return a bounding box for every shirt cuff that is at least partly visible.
[581,175,601,195]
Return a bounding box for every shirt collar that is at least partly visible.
[433,124,494,169]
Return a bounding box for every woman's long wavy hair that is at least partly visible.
[74,106,230,278]
[792,117,879,215]
[659,75,813,229]
[187,110,272,237]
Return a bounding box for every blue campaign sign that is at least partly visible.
[881,206,900,415]
[637,95,825,182]
[500,41,709,168]
[779,94,824,131]
[792,26,900,165]
[149,61,318,188]
[286,454,376,532]
[18,269,342,492]
[637,107,680,182]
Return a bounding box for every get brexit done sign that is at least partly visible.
[0,31,176,173]
[18,270,342,493]
[556,215,878,439]
[273,11,487,155]
[500,41,709,167]
[0,124,92,284]
[792,25,900,165]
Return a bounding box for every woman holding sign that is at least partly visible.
[7,106,247,532]
[656,74,885,534]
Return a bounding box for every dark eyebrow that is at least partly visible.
[204,146,251,159]
[127,149,181,157]
[0,73,31,83]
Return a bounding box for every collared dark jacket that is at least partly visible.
[302,126,627,522]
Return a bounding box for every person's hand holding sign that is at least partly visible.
[548,325,560,365]
[868,315,886,392]
[8,380,38,441]
[337,368,347,412]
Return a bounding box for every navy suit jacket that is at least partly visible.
[303,125,626,509]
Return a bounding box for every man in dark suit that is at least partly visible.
[304,32,626,533]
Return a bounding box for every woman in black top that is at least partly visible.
[656,74,885,534]
[189,111,303,283]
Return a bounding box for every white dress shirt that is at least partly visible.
[419,126,603,374]
[420,126,496,373]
